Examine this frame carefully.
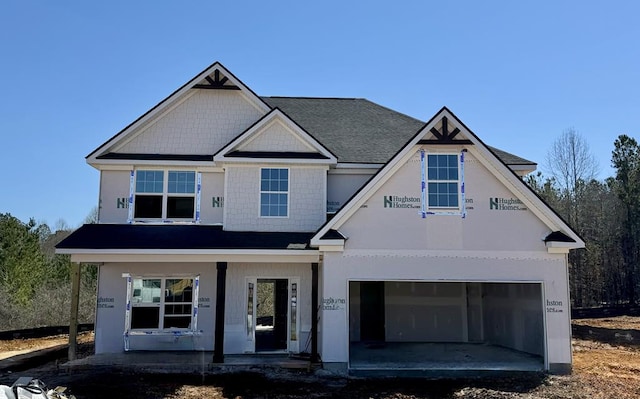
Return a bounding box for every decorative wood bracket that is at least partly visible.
[418,116,472,145]
[193,70,240,90]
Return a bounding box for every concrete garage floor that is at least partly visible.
[349,342,544,377]
[62,344,543,377]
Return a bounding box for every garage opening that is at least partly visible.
[349,281,545,375]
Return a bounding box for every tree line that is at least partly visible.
[527,130,640,308]
[0,211,97,331]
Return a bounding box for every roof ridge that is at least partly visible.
[261,96,364,100]
[359,98,425,124]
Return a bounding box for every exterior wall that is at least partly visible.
[95,262,217,353]
[240,121,312,152]
[117,91,263,155]
[98,170,131,224]
[95,261,312,355]
[320,146,572,369]
[339,149,550,252]
[224,262,312,354]
[326,173,372,213]
[224,165,326,232]
[320,252,571,369]
[98,170,225,224]
[199,172,224,224]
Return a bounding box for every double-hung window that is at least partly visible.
[260,168,289,217]
[134,170,196,220]
[427,154,460,209]
[130,277,195,330]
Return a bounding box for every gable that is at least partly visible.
[338,150,552,252]
[87,62,271,166]
[214,108,337,164]
[239,120,315,153]
[114,90,264,155]
[311,107,584,252]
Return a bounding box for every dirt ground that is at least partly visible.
[0,317,639,399]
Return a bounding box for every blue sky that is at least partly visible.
[1,1,638,228]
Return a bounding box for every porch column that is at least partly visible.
[213,261,227,363]
[68,262,81,360]
[311,262,320,363]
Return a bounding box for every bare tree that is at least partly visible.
[544,128,599,204]
[543,129,599,307]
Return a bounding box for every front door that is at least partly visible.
[246,277,299,353]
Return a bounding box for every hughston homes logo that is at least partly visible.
[489,197,527,211]
[383,195,421,209]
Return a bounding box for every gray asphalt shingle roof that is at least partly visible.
[262,97,424,164]
[262,97,535,166]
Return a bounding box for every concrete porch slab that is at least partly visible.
[62,352,313,374]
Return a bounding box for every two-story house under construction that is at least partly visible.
[57,62,584,375]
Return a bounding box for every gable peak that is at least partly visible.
[193,68,240,91]
[421,115,471,144]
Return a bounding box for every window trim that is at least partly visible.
[126,275,199,332]
[426,153,461,211]
[132,169,198,221]
[259,167,290,218]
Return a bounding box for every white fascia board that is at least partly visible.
[334,163,383,169]
[221,163,329,170]
[216,157,334,165]
[546,247,571,254]
[317,245,345,252]
[546,241,582,251]
[62,249,320,263]
[329,166,380,175]
[508,164,537,174]
[309,238,345,247]
[90,160,217,170]
[466,145,585,248]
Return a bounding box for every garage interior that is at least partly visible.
[349,281,545,375]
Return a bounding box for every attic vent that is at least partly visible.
[193,69,240,90]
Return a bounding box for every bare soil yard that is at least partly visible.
[0,317,639,398]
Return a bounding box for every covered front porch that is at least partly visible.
[56,224,322,365]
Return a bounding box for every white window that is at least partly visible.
[130,277,195,330]
[134,170,196,219]
[260,168,289,217]
[427,154,460,209]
